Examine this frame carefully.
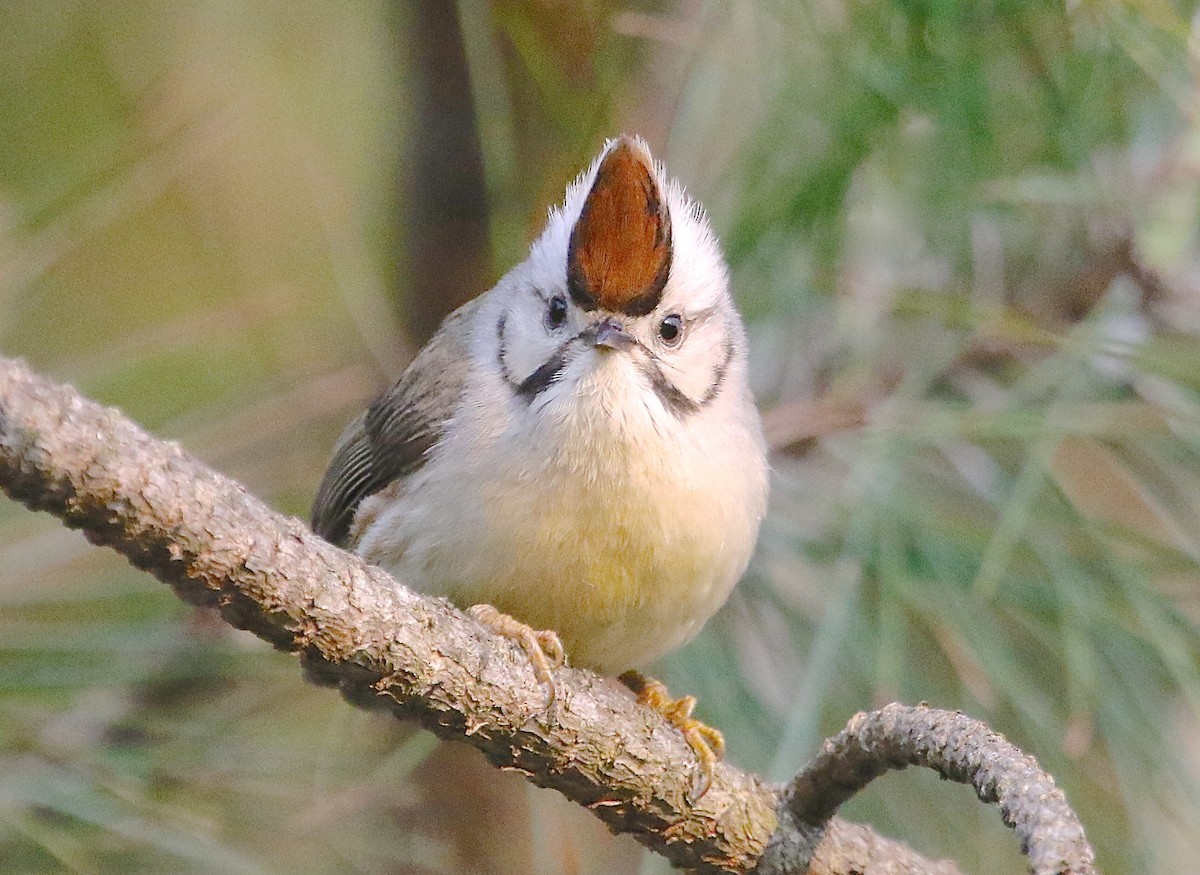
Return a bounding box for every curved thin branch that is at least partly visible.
[763,704,1097,875]
[0,356,1096,874]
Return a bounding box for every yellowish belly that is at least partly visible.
[355,359,765,675]
[437,465,741,673]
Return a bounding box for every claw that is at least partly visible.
[620,671,724,800]
[468,604,564,707]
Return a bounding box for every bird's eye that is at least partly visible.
[546,295,568,330]
[658,313,684,346]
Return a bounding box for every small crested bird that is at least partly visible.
[312,135,769,793]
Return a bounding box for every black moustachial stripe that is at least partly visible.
[517,351,569,398]
[499,311,736,415]
[640,360,698,416]
[640,335,735,418]
[497,314,571,401]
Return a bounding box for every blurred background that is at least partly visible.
[2,1,1199,873]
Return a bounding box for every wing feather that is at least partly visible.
[311,300,477,546]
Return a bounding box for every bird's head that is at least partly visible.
[495,135,742,420]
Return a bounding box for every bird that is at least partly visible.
[312,135,769,795]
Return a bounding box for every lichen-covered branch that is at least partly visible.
[761,704,1097,875]
[0,356,1096,874]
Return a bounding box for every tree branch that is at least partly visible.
[760,705,1097,875]
[0,356,1096,874]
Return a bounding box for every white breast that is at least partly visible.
[354,340,768,675]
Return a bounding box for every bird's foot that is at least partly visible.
[468,604,564,707]
[619,670,725,800]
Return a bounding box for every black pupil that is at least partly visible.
[548,296,567,328]
[659,315,682,342]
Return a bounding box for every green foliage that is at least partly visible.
[2,2,1199,873]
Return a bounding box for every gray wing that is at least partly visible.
[311,300,476,547]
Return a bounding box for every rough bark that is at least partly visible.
[0,356,1098,875]
[759,705,1097,875]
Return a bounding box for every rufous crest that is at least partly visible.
[567,136,673,317]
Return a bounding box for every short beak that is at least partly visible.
[586,316,636,351]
